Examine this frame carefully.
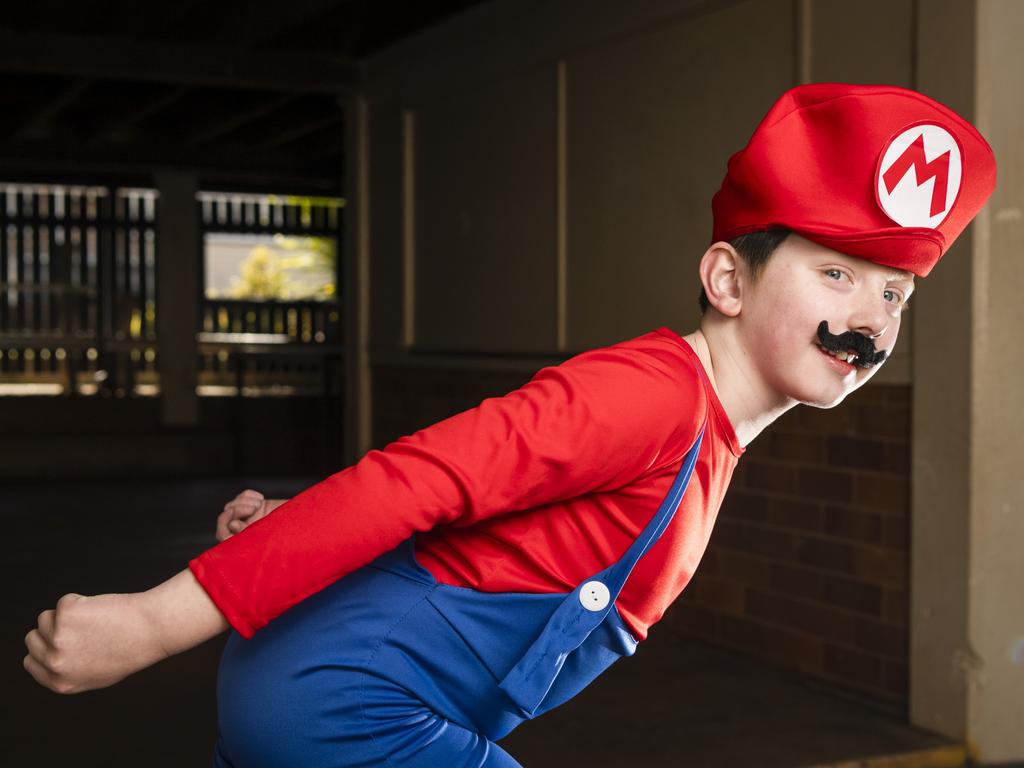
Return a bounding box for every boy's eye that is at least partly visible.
[884,290,912,313]
[823,269,910,312]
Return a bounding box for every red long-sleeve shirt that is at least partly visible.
[189,327,743,640]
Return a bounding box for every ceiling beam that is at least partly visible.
[0,29,357,93]
[88,85,194,145]
[245,113,344,152]
[14,78,95,140]
[186,93,302,146]
[0,136,342,190]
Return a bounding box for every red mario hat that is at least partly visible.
[711,83,996,277]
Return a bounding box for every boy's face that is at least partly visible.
[737,234,915,408]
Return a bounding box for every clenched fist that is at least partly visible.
[25,569,230,695]
[23,592,168,694]
[216,489,286,541]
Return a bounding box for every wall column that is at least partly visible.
[343,92,372,464]
[913,0,1024,762]
[965,0,1024,760]
[155,170,200,427]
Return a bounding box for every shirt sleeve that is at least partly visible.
[188,338,707,638]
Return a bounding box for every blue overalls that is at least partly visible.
[212,426,704,767]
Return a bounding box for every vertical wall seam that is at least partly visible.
[357,93,372,457]
[402,109,416,348]
[795,0,813,84]
[556,59,568,352]
[967,3,985,737]
[909,0,920,89]
[344,91,372,464]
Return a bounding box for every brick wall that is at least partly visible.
[373,362,912,711]
[673,383,911,711]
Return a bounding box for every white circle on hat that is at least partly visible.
[876,123,962,229]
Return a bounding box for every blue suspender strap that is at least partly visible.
[498,419,707,714]
[602,421,706,594]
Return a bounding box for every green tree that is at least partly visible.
[228,245,287,299]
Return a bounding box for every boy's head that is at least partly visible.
[696,83,995,406]
[700,232,916,407]
[697,228,790,316]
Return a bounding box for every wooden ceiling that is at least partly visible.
[0,0,484,192]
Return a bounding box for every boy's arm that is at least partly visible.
[190,342,707,639]
[24,568,227,694]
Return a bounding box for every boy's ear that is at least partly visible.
[699,242,743,317]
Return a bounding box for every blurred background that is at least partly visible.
[3,0,1022,766]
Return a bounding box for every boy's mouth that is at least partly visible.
[817,343,860,373]
[815,321,887,369]
[817,343,860,366]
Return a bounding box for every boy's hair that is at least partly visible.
[697,227,791,315]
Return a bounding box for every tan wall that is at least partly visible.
[365,0,918,378]
[909,1,1024,759]
[414,68,560,351]
[366,0,802,357]
[564,0,792,348]
[910,0,977,742]
[969,0,1024,760]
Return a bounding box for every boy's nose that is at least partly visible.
[847,301,890,341]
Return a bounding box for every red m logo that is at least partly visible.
[882,133,951,217]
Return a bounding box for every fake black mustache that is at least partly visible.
[816,321,887,369]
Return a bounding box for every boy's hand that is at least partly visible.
[216,489,285,541]
[23,592,168,694]
[24,569,230,695]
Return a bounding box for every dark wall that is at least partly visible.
[0,395,344,480]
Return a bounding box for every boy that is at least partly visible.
[23,84,996,767]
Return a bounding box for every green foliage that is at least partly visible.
[227,235,336,300]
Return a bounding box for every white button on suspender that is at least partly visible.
[579,580,611,612]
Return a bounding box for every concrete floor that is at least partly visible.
[4,477,955,767]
